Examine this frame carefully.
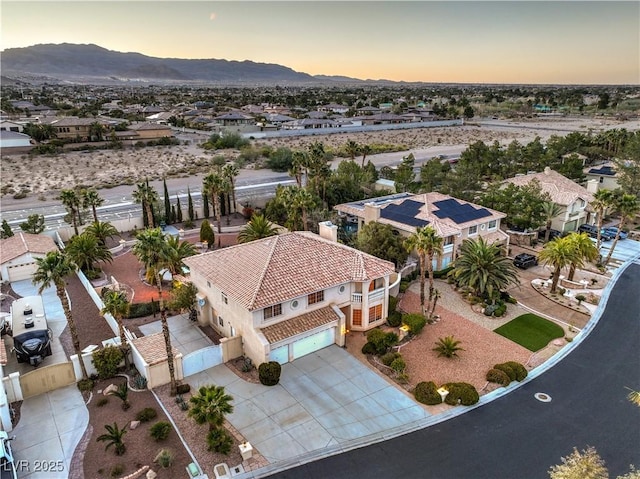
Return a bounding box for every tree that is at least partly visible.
[603,193,639,265]
[542,201,563,242]
[291,187,316,231]
[199,219,215,249]
[203,171,227,243]
[85,220,118,247]
[171,281,198,321]
[222,163,240,215]
[101,290,130,369]
[405,226,444,315]
[89,121,106,142]
[65,231,112,274]
[188,385,234,431]
[202,192,210,218]
[355,222,409,268]
[433,336,465,358]
[591,189,615,251]
[19,214,45,234]
[238,213,279,243]
[463,105,475,119]
[288,150,307,188]
[163,178,171,224]
[480,180,550,231]
[132,180,159,229]
[96,423,128,456]
[360,144,372,168]
[60,189,82,235]
[548,446,608,479]
[344,140,360,161]
[450,237,520,301]
[187,187,195,222]
[395,154,416,193]
[33,251,88,379]
[82,188,104,223]
[564,232,599,281]
[614,133,640,198]
[539,236,579,293]
[1,219,14,238]
[164,235,197,275]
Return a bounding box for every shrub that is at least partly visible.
[110,464,125,477]
[127,301,156,318]
[135,407,158,423]
[442,382,479,406]
[150,421,172,441]
[388,296,399,313]
[493,363,516,382]
[361,342,377,355]
[176,383,191,395]
[206,428,233,455]
[366,329,398,354]
[390,357,406,374]
[154,448,174,469]
[486,368,511,386]
[433,336,465,358]
[133,375,147,390]
[380,352,401,367]
[179,401,190,411]
[399,281,410,293]
[387,310,402,327]
[414,381,442,405]
[503,361,528,381]
[77,378,94,392]
[402,313,427,335]
[96,397,109,407]
[258,361,282,386]
[433,266,454,279]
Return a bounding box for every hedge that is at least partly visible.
[502,361,528,381]
[414,381,442,405]
[486,368,511,387]
[402,313,427,335]
[442,382,479,406]
[493,363,516,382]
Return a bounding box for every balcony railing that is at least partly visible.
[352,293,363,303]
[352,289,385,303]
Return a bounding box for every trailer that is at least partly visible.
[9,296,52,366]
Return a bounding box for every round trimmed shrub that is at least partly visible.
[387,310,402,327]
[414,381,442,405]
[149,421,171,441]
[135,407,158,423]
[504,361,528,381]
[380,352,401,367]
[366,328,398,354]
[486,368,511,387]
[402,313,427,335]
[493,363,516,382]
[442,382,479,406]
[206,428,233,455]
[258,361,282,386]
[361,342,377,355]
[390,357,406,374]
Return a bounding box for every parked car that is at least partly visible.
[513,253,539,269]
[602,227,628,240]
[537,228,562,241]
[577,224,615,241]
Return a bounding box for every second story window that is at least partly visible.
[468,225,478,236]
[308,290,324,305]
[222,293,228,304]
[263,303,282,320]
[488,220,497,230]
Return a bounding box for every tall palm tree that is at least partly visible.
[203,171,227,242]
[85,221,118,247]
[539,236,578,293]
[566,232,599,281]
[222,163,240,215]
[165,235,197,275]
[541,201,563,242]
[450,236,520,301]
[188,385,234,431]
[289,151,307,188]
[291,188,316,231]
[132,180,159,228]
[33,251,88,379]
[60,189,82,236]
[603,193,639,265]
[89,121,106,142]
[82,188,104,223]
[238,214,279,243]
[591,189,614,251]
[405,226,444,315]
[344,140,360,161]
[65,231,113,274]
[101,290,130,369]
[360,144,372,168]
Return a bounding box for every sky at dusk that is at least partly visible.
[1,1,638,85]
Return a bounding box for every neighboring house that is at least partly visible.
[0,120,24,133]
[211,112,255,127]
[585,163,619,191]
[183,231,397,365]
[0,232,58,282]
[356,113,407,125]
[281,118,336,130]
[0,131,33,151]
[129,122,174,140]
[318,103,349,115]
[144,112,174,124]
[503,167,595,232]
[335,192,509,270]
[50,117,108,141]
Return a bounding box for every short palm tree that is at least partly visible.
[289,151,307,188]
[405,226,444,315]
[603,193,639,265]
[238,214,279,243]
[32,251,88,379]
[97,422,127,456]
[164,236,197,275]
[541,201,562,242]
[538,236,578,293]
[65,231,112,275]
[344,140,360,161]
[565,232,598,281]
[433,336,465,358]
[591,189,614,251]
[101,290,130,369]
[188,385,234,431]
[85,221,118,247]
[360,144,372,167]
[450,237,519,302]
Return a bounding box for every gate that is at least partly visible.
[19,362,76,398]
[182,345,223,377]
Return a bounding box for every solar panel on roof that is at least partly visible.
[433,198,492,224]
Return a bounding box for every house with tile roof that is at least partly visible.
[0,232,58,282]
[182,231,397,365]
[585,162,620,192]
[335,192,509,270]
[503,167,596,232]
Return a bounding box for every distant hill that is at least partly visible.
[0,43,354,85]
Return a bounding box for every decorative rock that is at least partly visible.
[103,384,118,396]
[146,470,157,479]
[130,420,140,430]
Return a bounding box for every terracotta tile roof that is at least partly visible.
[131,332,180,366]
[183,232,395,311]
[260,306,339,344]
[503,168,594,206]
[0,232,57,264]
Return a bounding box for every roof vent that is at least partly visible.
[23,305,32,315]
[24,316,34,329]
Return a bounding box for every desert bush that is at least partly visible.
[96,397,109,407]
[150,421,172,441]
[92,346,123,379]
[206,428,233,455]
[387,310,402,327]
[414,381,442,405]
[433,336,465,358]
[154,448,174,468]
[126,301,156,318]
[77,378,94,392]
[503,361,528,381]
[442,382,480,406]
[361,342,377,355]
[402,313,427,335]
[388,296,399,313]
[433,266,454,279]
[258,361,282,386]
[486,368,511,386]
[366,329,398,354]
[135,407,158,423]
[176,383,191,395]
[110,464,125,477]
[493,363,517,382]
[390,357,406,374]
[380,352,401,367]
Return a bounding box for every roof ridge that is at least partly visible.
[249,234,281,309]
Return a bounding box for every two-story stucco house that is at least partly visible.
[335,192,509,270]
[503,167,595,232]
[183,231,397,366]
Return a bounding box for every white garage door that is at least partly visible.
[269,345,289,364]
[7,262,36,282]
[292,328,335,360]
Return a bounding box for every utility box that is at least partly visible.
[239,442,253,460]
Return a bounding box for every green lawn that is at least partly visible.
[494,314,565,352]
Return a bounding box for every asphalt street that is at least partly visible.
[267,261,640,479]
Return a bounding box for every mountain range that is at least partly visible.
[0,43,368,85]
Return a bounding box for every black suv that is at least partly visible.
[577,224,614,241]
[513,253,538,269]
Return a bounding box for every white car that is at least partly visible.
[0,431,17,479]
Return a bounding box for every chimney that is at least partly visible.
[318,221,338,242]
[586,179,599,194]
[544,166,551,175]
[364,202,381,224]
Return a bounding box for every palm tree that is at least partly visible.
[289,151,306,188]
[132,180,159,228]
[60,189,82,236]
[405,226,444,315]
[591,189,614,250]
[539,236,578,293]
[101,290,130,369]
[344,140,360,161]
[430,289,441,317]
[85,221,118,247]
[188,385,234,431]
[541,201,563,242]
[222,163,240,215]
[238,213,279,243]
[450,236,519,302]
[291,188,316,231]
[65,232,112,275]
[603,193,639,265]
[96,422,127,456]
[82,188,104,223]
[360,144,372,168]
[566,232,598,281]
[203,171,227,242]
[89,121,106,142]
[165,235,197,275]
[33,251,88,379]
[433,335,465,358]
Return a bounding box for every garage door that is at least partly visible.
[292,328,335,360]
[7,262,36,282]
[269,345,289,364]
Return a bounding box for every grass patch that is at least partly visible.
[494,314,565,352]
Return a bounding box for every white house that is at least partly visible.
[0,233,58,282]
